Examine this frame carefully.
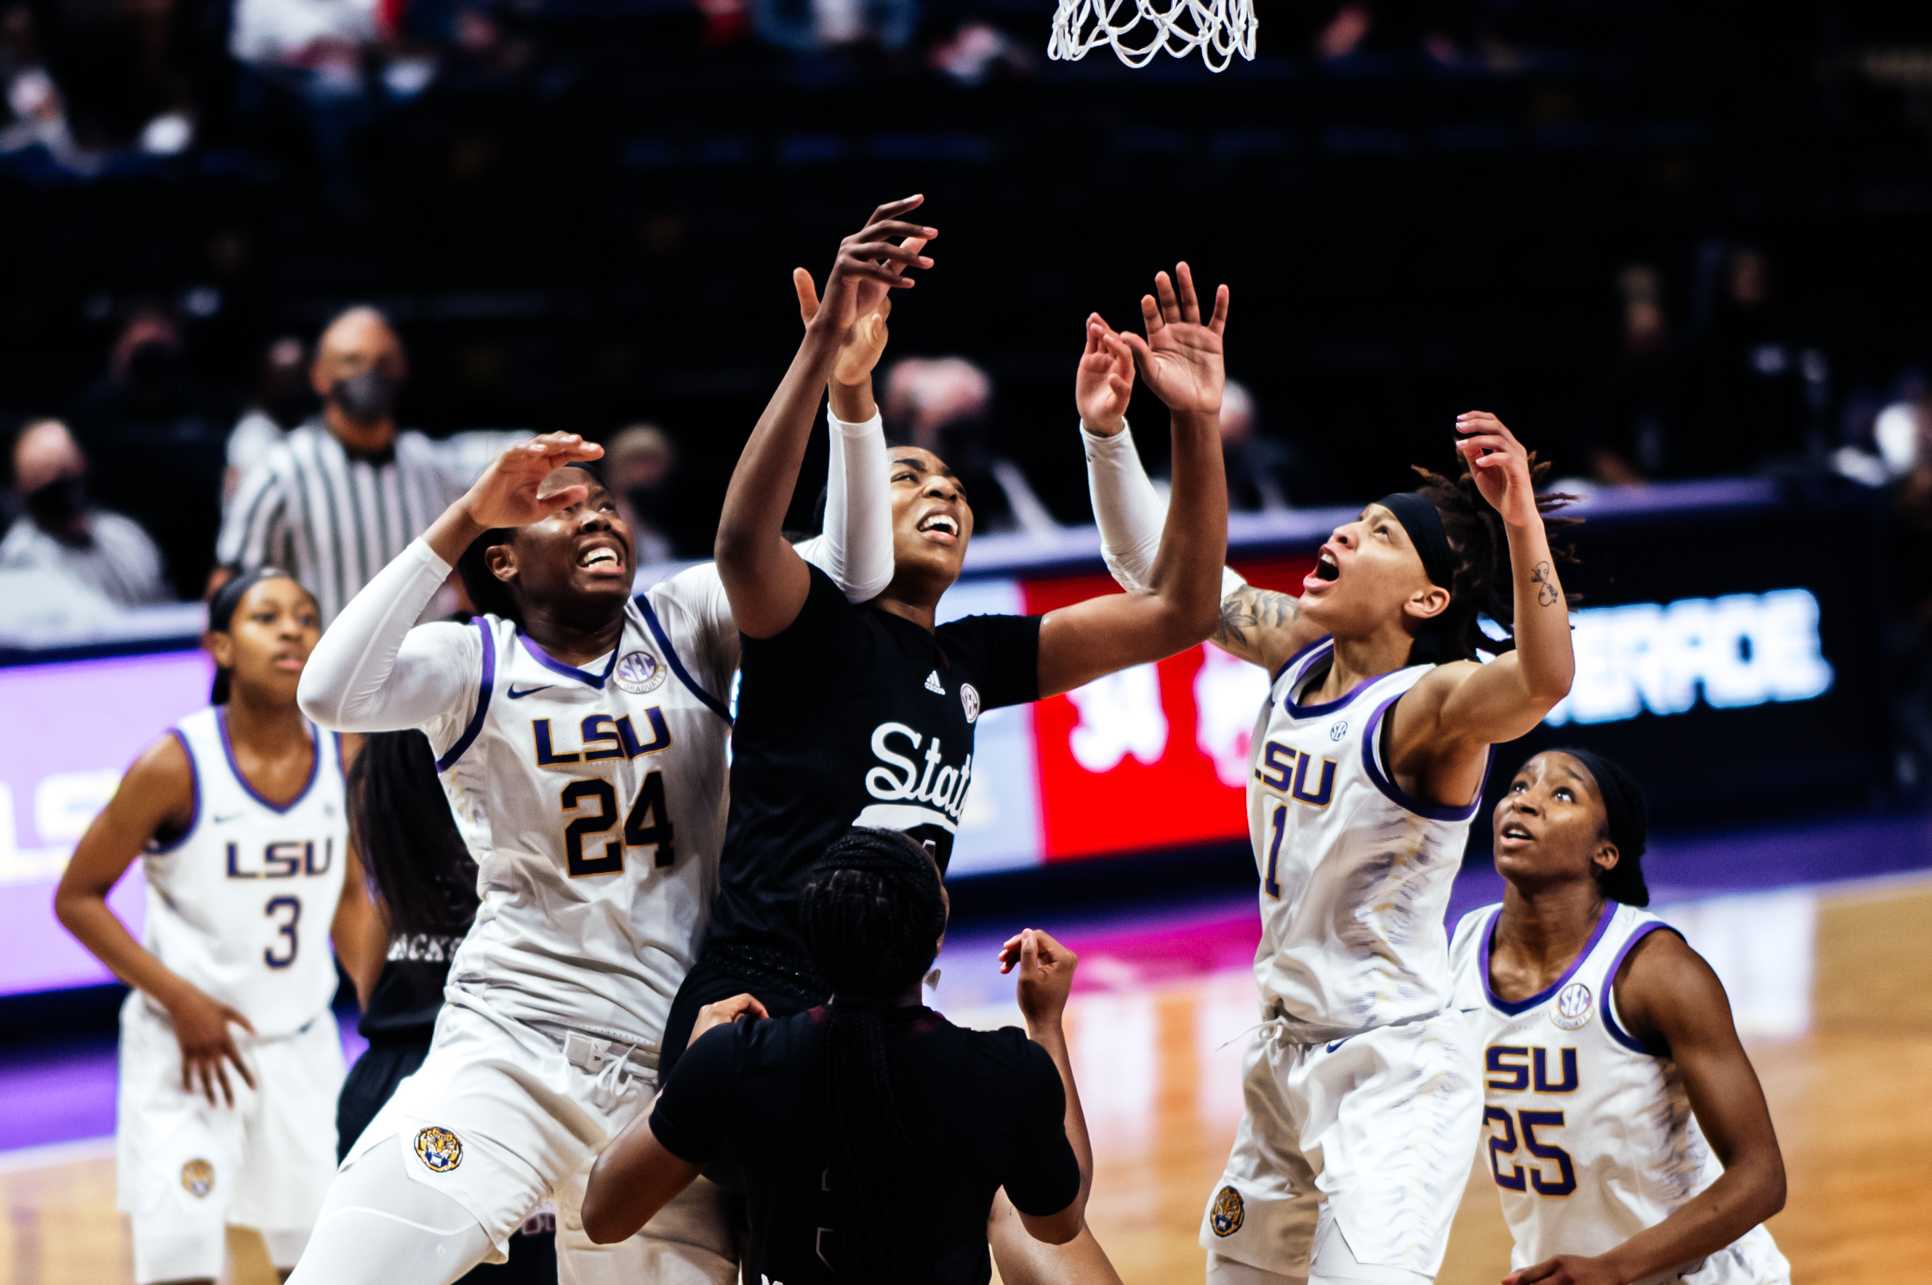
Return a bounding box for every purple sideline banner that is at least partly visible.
[0,650,212,996]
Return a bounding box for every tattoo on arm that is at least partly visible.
[1531,560,1559,608]
[1214,586,1300,657]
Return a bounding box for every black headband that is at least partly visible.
[1561,748,1648,864]
[208,566,297,633]
[1376,491,1456,590]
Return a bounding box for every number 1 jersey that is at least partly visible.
[423,564,738,1051]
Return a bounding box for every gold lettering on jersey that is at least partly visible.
[532,711,672,768]
[1253,741,1337,808]
[224,838,333,879]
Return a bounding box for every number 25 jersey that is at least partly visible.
[424,564,738,1051]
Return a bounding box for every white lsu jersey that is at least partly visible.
[141,707,348,1037]
[424,563,737,1051]
[1449,902,1791,1284]
[1246,639,1486,1041]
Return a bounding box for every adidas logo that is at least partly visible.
[924,670,946,696]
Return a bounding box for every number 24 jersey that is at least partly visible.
[424,564,738,1050]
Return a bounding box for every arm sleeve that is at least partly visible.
[216,463,286,570]
[1083,419,1248,600]
[646,1022,740,1166]
[297,539,479,733]
[796,407,893,603]
[999,1037,1083,1218]
[939,613,1041,710]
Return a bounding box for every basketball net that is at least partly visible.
[1048,0,1256,71]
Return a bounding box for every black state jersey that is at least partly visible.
[712,566,1040,957]
[650,1005,1080,1285]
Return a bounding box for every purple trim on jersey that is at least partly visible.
[148,727,201,854]
[1359,691,1492,822]
[1281,642,1391,718]
[1270,634,1332,686]
[517,630,621,689]
[436,618,496,773]
[1479,900,1618,1016]
[1602,921,1682,1057]
[636,593,732,724]
[216,707,320,815]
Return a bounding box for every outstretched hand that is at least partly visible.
[461,433,605,531]
[795,232,929,387]
[813,195,937,343]
[1076,312,1135,436]
[1120,261,1229,418]
[1455,411,1540,528]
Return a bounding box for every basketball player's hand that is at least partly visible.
[1503,1253,1622,1285]
[167,987,256,1108]
[689,992,770,1048]
[461,433,606,531]
[998,928,1078,1028]
[1076,313,1135,435]
[814,196,936,340]
[1119,261,1229,419]
[1455,411,1539,529]
[795,235,929,386]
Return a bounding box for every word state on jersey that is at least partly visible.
[856,666,981,846]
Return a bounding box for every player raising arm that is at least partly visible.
[1451,750,1789,1285]
[1078,327,1577,1283]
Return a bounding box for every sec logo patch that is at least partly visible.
[180,1158,215,1198]
[1552,981,1594,1031]
[415,1126,464,1174]
[614,650,666,695]
[960,683,981,725]
[1209,1184,1245,1237]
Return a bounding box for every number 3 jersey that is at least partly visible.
[1246,640,1486,1042]
[1449,902,1790,1284]
[423,564,738,1051]
[140,707,348,1037]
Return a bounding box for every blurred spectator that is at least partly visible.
[0,419,168,604]
[755,0,916,55]
[1217,381,1293,515]
[883,356,1058,537]
[225,336,314,502]
[216,306,465,624]
[607,423,680,565]
[1684,243,1831,477]
[1590,263,1685,487]
[231,0,383,76]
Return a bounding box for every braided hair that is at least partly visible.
[347,730,478,938]
[1405,455,1579,665]
[799,827,947,1281]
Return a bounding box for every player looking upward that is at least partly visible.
[1449,750,1790,1285]
[282,203,905,1284]
[1079,337,1578,1283]
[583,827,1098,1284]
[54,568,381,1285]
[661,224,1229,1284]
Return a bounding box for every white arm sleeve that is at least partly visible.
[1083,418,1248,599]
[297,538,478,732]
[813,407,894,601]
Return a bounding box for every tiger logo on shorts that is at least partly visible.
[180,1159,215,1198]
[1209,1184,1245,1237]
[414,1126,464,1174]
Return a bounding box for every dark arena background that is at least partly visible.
[2,1,1929,1280]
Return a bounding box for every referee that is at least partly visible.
[213,307,463,624]
[581,828,1096,1284]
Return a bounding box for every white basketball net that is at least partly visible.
[1048,0,1256,72]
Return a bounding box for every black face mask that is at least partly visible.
[328,369,401,427]
[25,474,88,533]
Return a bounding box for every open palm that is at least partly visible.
[464,433,604,529]
[1120,262,1229,417]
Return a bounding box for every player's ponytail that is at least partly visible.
[800,827,947,1282]
[347,730,478,938]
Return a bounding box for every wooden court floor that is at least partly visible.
[5,876,1928,1284]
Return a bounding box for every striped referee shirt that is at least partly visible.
[217,423,465,624]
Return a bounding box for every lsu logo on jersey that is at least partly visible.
[180,1158,215,1198]
[1208,1184,1246,1237]
[1486,1045,1580,1094]
[414,1126,464,1174]
[224,839,333,879]
[531,712,672,766]
[1252,741,1336,808]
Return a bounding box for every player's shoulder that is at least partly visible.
[1449,902,1501,958]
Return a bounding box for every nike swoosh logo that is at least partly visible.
[211,812,243,823]
[1456,1006,1482,1013]
[1325,1037,1351,1053]
[507,685,554,700]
